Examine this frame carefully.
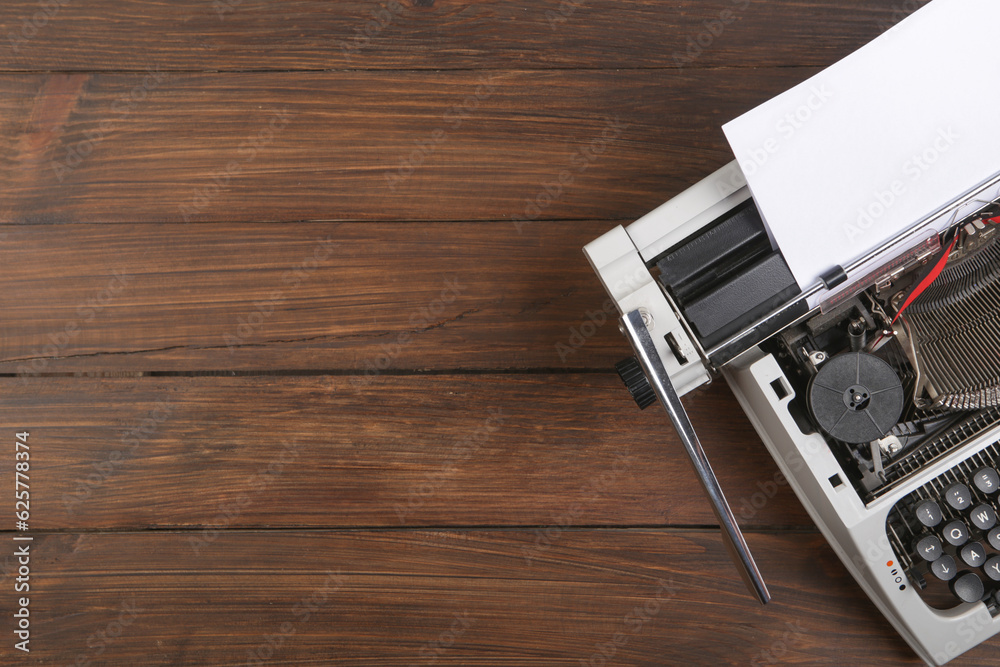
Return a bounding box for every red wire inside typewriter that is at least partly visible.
[891,215,1000,324]
[891,238,957,324]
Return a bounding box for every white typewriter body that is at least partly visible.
[586,162,1000,665]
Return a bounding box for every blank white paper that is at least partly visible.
[722,0,1000,290]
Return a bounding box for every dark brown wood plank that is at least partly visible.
[0,375,810,530]
[0,69,819,224]
[0,0,930,72]
[0,529,952,665]
[1,0,966,663]
[0,221,649,373]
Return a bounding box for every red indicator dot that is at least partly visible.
[887,561,894,567]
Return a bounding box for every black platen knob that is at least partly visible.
[615,357,657,410]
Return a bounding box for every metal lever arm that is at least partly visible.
[620,309,771,605]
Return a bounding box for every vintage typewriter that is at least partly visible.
[584,2,1000,664]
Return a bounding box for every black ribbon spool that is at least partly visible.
[807,352,904,445]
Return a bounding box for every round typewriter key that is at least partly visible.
[990,527,1000,551]
[970,504,997,531]
[961,542,988,568]
[943,520,970,547]
[951,572,985,604]
[915,535,943,562]
[931,555,957,581]
[973,467,1000,495]
[945,483,973,511]
[985,556,1000,582]
[915,500,943,528]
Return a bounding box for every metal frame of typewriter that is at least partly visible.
[585,162,1000,666]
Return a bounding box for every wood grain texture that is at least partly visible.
[0,0,929,72]
[0,0,969,664]
[0,376,809,530]
[0,530,958,666]
[0,221,641,373]
[0,69,818,224]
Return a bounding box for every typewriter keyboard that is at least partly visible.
[887,441,1000,611]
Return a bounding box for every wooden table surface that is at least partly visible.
[2,1,995,665]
